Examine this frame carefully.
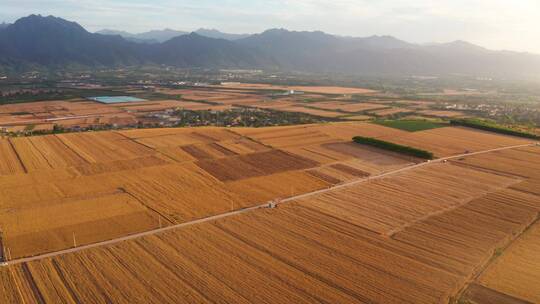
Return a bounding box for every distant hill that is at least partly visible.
[0,15,269,70]
[96,28,188,43]
[194,28,250,40]
[0,15,142,67]
[0,22,10,30]
[95,29,157,44]
[237,28,540,77]
[97,28,247,43]
[155,33,276,68]
[3,15,540,78]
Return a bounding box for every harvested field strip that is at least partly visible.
[306,166,357,184]
[309,101,386,112]
[208,142,237,156]
[9,137,52,172]
[196,157,265,182]
[1,192,161,259]
[239,150,318,174]
[118,128,192,139]
[0,168,76,190]
[180,142,238,160]
[461,284,533,304]
[392,189,539,275]
[57,133,152,163]
[237,126,336,147]
[0,139,25,175]
[74,156,170,176]
[181,145,216,160]
[119,163,247,223]
[135,133,209,148]
[306,169,342,185]
[330,164,370,177]
[28,136,88,168]
[285,145,343,164]
[510,179,540,196]
[376,127,531,157]
[314,123,409,141]
[0,182,65,209]
[196,149,318,182]
[214,138,269,155]
[214,209,458,303]
[225,171,331,204]
[156,147,197,163]
[0,268,23,303]
[258,133,336,148]
[191,129,242,142]
[293,162,520,234]
[476,220,540,303]
[454,147,540,179]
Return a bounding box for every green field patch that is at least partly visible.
[373,119,446,132]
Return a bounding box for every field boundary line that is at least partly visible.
[7,138,28,173]
[452,213,540,302]
[1,142,536,266]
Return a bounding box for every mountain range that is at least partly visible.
[97,28,250,43]
[1,14,540,78]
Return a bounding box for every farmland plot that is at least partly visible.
[57,132,154,163]
[313,122,409,141]
[393,188,540,281]
[381,126,531,157]
[474,221,540,303]
[225,170,331,203]
[294,162,521,234]
[309,101,387,113]
[236,126,337,148]
[9,137,52,172]
[0,139,25,175]
[454,146,540,179]
[28,136,88,168]
[4,204,465,303]
[1,192,161,259]
[1,145,539,303]
[196,149,318,181]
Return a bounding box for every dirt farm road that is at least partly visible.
[2,142,537,266]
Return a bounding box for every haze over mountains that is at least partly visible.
[2,14,540,78]
[97,28,250,43]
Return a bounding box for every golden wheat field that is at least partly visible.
[1,123,419,258]
[0,122,539,303]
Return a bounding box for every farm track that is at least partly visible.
[2,142,536,267]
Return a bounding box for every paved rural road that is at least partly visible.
[2,142,537,266]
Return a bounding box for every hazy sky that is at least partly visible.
[2,0,540,53]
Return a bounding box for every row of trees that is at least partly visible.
[353,136,434,159]
[450,119,539,139]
